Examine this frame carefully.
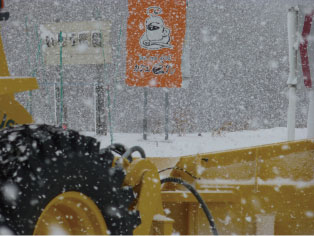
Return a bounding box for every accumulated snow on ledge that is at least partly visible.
[153,214,174,222]
[83,127,307,158]
[199,177,314,189]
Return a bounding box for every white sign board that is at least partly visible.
[40,21,112,65]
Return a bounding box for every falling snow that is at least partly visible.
[0,226,14,235]
[1,183,19,203]
[0,1,314,235]
[1,0,312,133]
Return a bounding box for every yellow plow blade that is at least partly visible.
[149,139,314,235]
[0,29,38,128]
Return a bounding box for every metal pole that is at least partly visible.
[93,82,97,134]
[54,82,58,126]
[143,87,148,140]
[165,91,169,140]
[307,89,314,138]
[181,0,190,88]
[29,91,32,117]
[59,31,64,128]
[95,64,107,135]
[287,86,297,140]
[287,7,298,141]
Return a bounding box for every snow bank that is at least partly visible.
[83,127,307,158]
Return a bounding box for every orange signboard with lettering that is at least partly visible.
[126,0,186,87]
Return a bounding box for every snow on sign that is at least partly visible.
[126,0,186,88]
[40,21,112,65]
[299,6,314,88]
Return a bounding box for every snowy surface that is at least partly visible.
[83,127,307,158]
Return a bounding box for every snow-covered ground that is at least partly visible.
[83,127,307,158]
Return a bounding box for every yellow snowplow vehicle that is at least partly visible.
[1,4,314,236]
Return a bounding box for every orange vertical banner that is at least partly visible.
[126,0,186,88]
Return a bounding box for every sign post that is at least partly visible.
[41,21,112,133]
[54,82,61,127]
[143,87,148,140]
[307,89,314,138]
[165,91,169,140]
[94,81,107,135]
[127,0,186,140]
[287,7,298,141]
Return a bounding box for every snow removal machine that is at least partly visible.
[1,1,314,235]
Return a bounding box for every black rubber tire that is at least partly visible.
[0,124,140,235]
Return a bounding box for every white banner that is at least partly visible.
[40,21,112,65]
[298,6,314,88]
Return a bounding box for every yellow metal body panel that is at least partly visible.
[0,94,33,127]
[161,190,237,203]
[0,77,38,95]
[150,140,314,235]
[0,31,38,129]
[124,159,173,235]
[0,29,9,76]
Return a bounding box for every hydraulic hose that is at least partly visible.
[109,143,127,156]
[108,144,146,163]
[158,167,200,180]
[160,177,219,236]
[121,146,146,163]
